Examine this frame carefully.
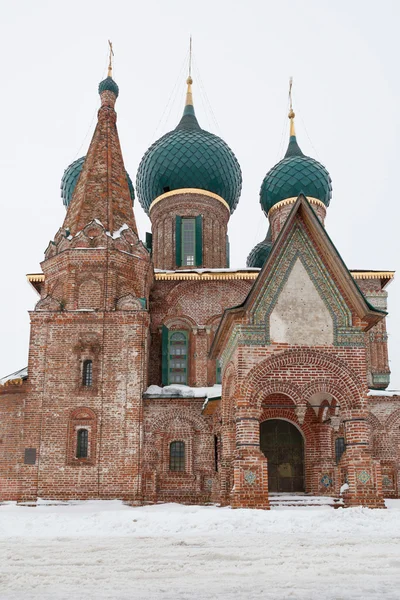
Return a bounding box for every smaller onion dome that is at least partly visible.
[98,76,119,98]
[260,91,332,216]
[247,227,273,268]
[61,156,135,208]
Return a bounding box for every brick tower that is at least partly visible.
[21,63,152,501]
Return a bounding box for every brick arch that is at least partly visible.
[163,315,197,330]
[164,280,251,325]
[205,314,224,328]
[257,381,302,407]
[384,407,400,430]
[240,349,365,411]
[70,407,97,420]
[301,379,349,410]
[151,410,211,435]
[368,411,384,432]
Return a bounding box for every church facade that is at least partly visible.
[0,66,399,509]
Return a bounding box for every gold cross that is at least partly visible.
[108,40,114,77]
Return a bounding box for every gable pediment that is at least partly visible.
[211,196,386,362]
[251,223,358,346]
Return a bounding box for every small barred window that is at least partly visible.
[76,429,89,458]
[82,360,93,387]
[335,437,346,464]
[170,441,185,472]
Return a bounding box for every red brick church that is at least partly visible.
[1,62,398,508]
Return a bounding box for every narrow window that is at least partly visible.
[335,437,346,464]
[216,360,222,384]
[168,331,188,384]
[170,441,185,472]
[82,360,93,387]
[214,435,219,472]
[76,429,89,458]
[182,218,196,266]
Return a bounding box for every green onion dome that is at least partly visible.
[98,76,119,98]
[247,227,273,268]
[61,156,135,208]
[136,78,242,215]
[260,131,332,216]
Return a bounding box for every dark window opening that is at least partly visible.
[216,360,222,384]
[214,435,219,472]
[335,437,346,464]
[82,360,93,387]
[170,441,185,472]
[76,429,89,458]
[24,448,37,465]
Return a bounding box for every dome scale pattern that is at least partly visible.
[260,135,332,216]
[136,104,242,214]
[247,227,273,268]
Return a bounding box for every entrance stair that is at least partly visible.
[269,493,343,509]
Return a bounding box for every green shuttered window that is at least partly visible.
[175,215,203,267]
[161,327,189,385]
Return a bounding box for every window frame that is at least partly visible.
[168,330,189,385]
[175,215,203,267]
[181,217,196,267]
[335,437,346,464]
[76,428,89,459]
[82,359,93,387]
[169,440,186,472]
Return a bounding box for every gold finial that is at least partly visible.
[108,40,114,78]
[288,76,296,137]
[185,36,193,106]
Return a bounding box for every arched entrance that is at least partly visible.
[260,419,305,492]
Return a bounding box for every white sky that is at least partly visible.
[1,0,399,387]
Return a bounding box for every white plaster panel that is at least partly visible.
[270,258,334,345]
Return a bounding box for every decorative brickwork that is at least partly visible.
[150,191,230,270]
[0,72,397,511]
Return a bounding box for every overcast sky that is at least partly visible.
[1,0,399,388]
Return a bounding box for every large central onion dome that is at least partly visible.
[136,77,242,214]
[260,108,332,216]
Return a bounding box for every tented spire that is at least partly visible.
[63,70,138,236]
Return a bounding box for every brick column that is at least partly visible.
[341,408,385,508]
[230,406,270,509]
[311,423,337,496]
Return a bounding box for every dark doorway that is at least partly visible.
[260,419,305,492]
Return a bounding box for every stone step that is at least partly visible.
[269,494,343,508]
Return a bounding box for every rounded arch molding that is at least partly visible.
[150,410,211,435]
[240,349,366,411]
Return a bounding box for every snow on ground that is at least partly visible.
[1,500,400,600]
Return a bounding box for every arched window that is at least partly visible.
[82,360,93,387]
[76,429,89,458]
[170,441,185,472]
[335,437,346,464]
[168,332,188,384]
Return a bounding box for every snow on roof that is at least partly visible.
[0,366,28,386]
[144,384,221,400]
[368,389,400,397]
